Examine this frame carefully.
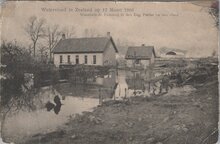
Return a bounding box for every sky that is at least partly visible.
[1,1,218,57]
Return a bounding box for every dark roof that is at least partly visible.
[125,46,156,59]
[52,37,118,53]
[166,51,177,55]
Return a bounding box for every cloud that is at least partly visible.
[1,1,218,57]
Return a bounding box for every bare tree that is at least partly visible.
[38,45,48,63]
[191,1,218,28]
[25,16,46,57]
[83,28,99,37]
[209,1,219,27]
[89,28,99,37]
[61,25,76,38]
[212,49,217,57]
[84,28,89,37]
[0,42,37,142]
[45,24,62,61]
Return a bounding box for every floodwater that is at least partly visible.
[4,96,99,142]
[114,69,155,99]
[3,69,155,142]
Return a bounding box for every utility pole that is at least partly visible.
[99,88,103,105]
[133,51,136,96]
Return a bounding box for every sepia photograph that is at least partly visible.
[0,1,219,144]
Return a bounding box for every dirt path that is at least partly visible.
[24,78,218,144]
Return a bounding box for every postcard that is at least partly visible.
[0,1,219,144]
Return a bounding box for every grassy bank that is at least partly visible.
[24,74,218,144]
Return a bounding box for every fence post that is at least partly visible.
[124,88,127,99]
[113,86,116,101]
[119,84,121,97]
[99,88,102,105]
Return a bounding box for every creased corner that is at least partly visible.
[1,1,16,18]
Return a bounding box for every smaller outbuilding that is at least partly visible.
[125,44,156,69]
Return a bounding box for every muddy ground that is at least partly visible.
[24,73,218,144]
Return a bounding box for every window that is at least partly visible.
[60,55,63,63]
[93,55,96,64]
[84,55,87,64]
[67,55,70,63]
[76,55,79,64]
[135,59,140,64]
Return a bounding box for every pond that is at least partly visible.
[3,96,99,142]
[3,69,155,143]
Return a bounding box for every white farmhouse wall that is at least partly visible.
[103,42,116,66]
[126,59,133,67]
[150,53,155,64]
[53,53,103,67]
[54,54,60,67]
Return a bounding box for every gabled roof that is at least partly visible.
[125,46,156,59]
[52,37,118,53]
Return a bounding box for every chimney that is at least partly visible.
[62,34,66,40]
[142,44,145,46]
[107,32,111,38]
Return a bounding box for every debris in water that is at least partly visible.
[45,101,55,111]
[71,134,77,139]
[146,137,155,143]
[45,95,63,114]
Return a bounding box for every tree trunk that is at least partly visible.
[33,42,36,57]
[49,47,52,62]
[1,109,11,143]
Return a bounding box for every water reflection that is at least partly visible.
[65,69,156,100]
[4,95,99,142]
[56,70,117,100]
[4,68,155,142]
[114,69,155,99]
[54,69,154,102]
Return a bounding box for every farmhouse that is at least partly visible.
[125,44,156,68]
[52,32,118,67]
